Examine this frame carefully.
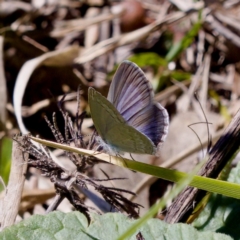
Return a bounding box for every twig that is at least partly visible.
[46,194,64,214]
[205,14,240,48]
[75,11,186,64]
[0,36,7,129]
[0,140,28,230]
[164,109,240,223]
[199,46,212,111]
[50,9,123,38]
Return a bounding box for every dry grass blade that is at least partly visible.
[75,11,186,64]
[20,188,56,213]
[13,45,81,134]
[205,14,240,48]
[214,12,240,32]
[199,47,212,112]
[169,0,204,12]
[51,7,124,38]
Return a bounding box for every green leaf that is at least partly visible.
[0,211,232,240]
[170,70,191,81]
[192,161,240,239]
[0,212,91,240]
[166,21,202,62]
[0,137,12,191]
[118,160,206,239]
[129,52,168,69]
[130,53,169,91]
[155,70,191,91]
[29,136,240,201]
[107,53,167,86]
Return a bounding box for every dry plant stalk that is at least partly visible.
[164,109,240,223]
[0,36,7,129]
[0,140,28,230]
[13,100,142,220]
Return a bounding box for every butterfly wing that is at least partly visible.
[107,60,169,147]
[88,87,155,154]
[88,87,125,140]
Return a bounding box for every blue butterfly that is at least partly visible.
[88,60,169,155]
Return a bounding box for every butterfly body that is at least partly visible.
[88,60,169,155]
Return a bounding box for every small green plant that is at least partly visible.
[0,137,12,192]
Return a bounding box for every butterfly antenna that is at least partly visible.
[194,92,212,152]
[188,123,205,159]
[188,92,212,159]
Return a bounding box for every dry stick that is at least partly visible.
[206,14,240,48]
[0,36,7,129]
[46,195,65,214]
[199,47,212,112]
[0,140,28,230]
[155,79,191,104]
[7,92,77,117]
[164,109,240,223]
[215,12,240,32]
[46,176,77,214]
[50,9,123,38]
[93,6,111,88]
[75,11,186,64]
[184,63,204,113]
[196,30,205,66]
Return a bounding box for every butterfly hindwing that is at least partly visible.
[104,123,155,154]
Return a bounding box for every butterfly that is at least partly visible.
[88,60,169,155]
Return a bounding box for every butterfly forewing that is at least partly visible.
[88,87,125,139]
[107,60,169,148]
[107,61,152,124]
[88,87,155,154]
